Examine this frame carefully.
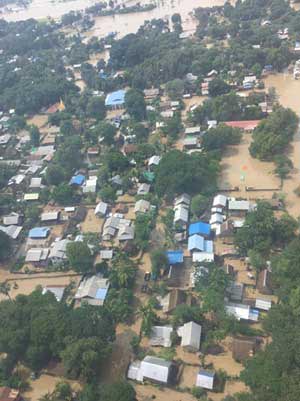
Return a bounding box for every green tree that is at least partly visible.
[52,184,74,205]
[45,164,65,186]
[95,121,117,146]
[86,97,106,120]
[140,302,157,336]
[29,125,40,147]
[208,78,231,97]
[191,194,209,217]
[165,79,184,100]
[66,242,93,273]
[100,381,136,401]
[202,124,242,152]
[124,89,146,121]
[150,249,169,277]
[0,231,11,261]
[0,282,11,301]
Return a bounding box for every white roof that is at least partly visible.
[8,174,25,185]
[29,177,42,188]
[127,360,143,382]
[41,211,59,221]
[3,212,20,226]
[174,193,191,207]
[134,199,151,213]
[100,249,113,259]
[213,194,227,208]
[255,298,272,311]
[42,286,65,302]
[24,193,39,201]
[209,213,224,225]
[228,200,250,211]
[117,225,135,241]
[25,248,49,262]
[0,225,22,239]
[0,133,11,145]
[49,239,71,260]
[177,321,201,350]
[192,252,214,263]
[148,155,161,166]
[149,326,173,347]
[225,302,259,321]
[196,370,215,389]
[95,202,108,216]
[75,275,109,306]
[83,177,97,193]
[174,205,189,223]
[137,183,150,195]
[185,126,201,135]
[140,356,171,383]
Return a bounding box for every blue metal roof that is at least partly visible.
[189,221,211,236]
[105,90,126,107]
[204,240,213,253]
[95,288,108,301]
[70,174,85,186]
[188,234,204,251]
[166,250,184,265]
[29,227,50,238]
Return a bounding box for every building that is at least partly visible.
[148,155,161,167]
[150,326,173,347]
[48,239,71,265]
[24,193,40,201]
[196,370,215,390]
[3,213,21,226]
[174,205,189,227]
[29,177,42,189]
[0,225,22,240]
[177,321,202,352]
[134,199,151,214]
[174,193,191,208]
[232,336,257,362]
[74,275,110,306]
[255,297,272,311]
[213,194,227,208]
[143,88,160,99]
[166,250,184,265]
[189,221,211,237]
[69,174,85,186]
[137,183,150,195]
[188,234,205,252]
[83,176,97,193]
[185,126,201,135]
[225,302,259,321]
[117,225,135,241]
[224,120,260,131]
[25,248,49,265]
[159,289,189,313]
[28,227,50,239]
[228,200,250,214]
[42,285,66,302]
[40,211,60,223]
[140,356,173,384]
[95,201,108,217]
[0,387,20,401]
[105,89,126,109]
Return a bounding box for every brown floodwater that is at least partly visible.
[2,0,226,39]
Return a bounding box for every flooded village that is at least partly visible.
[0,0,300,401]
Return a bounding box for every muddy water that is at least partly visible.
[264,73,300,218]
[2,0,226,39]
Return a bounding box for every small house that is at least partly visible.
[134,199,151,214]
[225,302,259,321]
[95,202,108,217]
[118,225,135,241]
[28,227,50,239]
[29,177,42,189]
[213,194,227,209]
[188,234,205,252]
[40,211,60,223]
[228,200,250,215]
[3,213,21,226]
[150,326,173,347]
[25,248,49,266]
[137,183,150,195]
[74,275,110,306]
[83,176,97,193]
[177,321,202,352]
[196,370,215,390]
[105,89,126,110]
[159,289,189,313]
[148,155,161,167]
[174,193,191,208]
[174,205,189,227]
[69,174,85,186]
[189,221,211,237]
[100,249,113,260]
[0,225,22,240]
[255,297,272,311]
[42,285,66,302]
[140,356,173,384]
[48,239,71,265]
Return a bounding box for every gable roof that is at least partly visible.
[75,275,109,306]
[224,120,260,131]
[70,174,85,186]
[105,90,126,107]
[3,213,20,226]
[189,221,211,236]
[188,234,205,252]
[177,321,202,350]
[150,326,173,347]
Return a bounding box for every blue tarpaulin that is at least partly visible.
[166,250,184,265]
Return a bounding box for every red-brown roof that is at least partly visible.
[224,120,261,131]
[0,387,20,401]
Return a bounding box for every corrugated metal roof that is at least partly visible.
[189,221,211,236]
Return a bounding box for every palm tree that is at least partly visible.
[139,302,157,337]
[0,281,11,301]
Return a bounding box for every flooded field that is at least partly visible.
[219,133,280,196]
[2,0,226,40]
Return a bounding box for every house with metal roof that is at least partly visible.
[228,200,250,213]
[83,176,97,193]
[137,183,150,195]
[174,205,189,227]
[174,193,191,208]
[29,177,42,189]
[134,199,151,214]
[150,326,173,347]
[25,248,49,264]
[74,275,110,306]
[225,302,259,321]
[40,211,60,223]
[100,249,113,260]
[140,356,173,384]
[189,221,211,237]
[69,174,85,186]
[213,194,227,208]
[105,89,126,109]
[3,213,21,226]
[166,250,184,265]
[196,370,215,390]
[49,239,71,265]
[24,193,39,201]
[148,155,161,167]
[117,225,135,241]
[188,234,205,252]
[95,201,108,217]
[42,285,66,302]
[0,225,22,240]
[255,297,272,311]
[177,321,202,352]
[28,227,50,239]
